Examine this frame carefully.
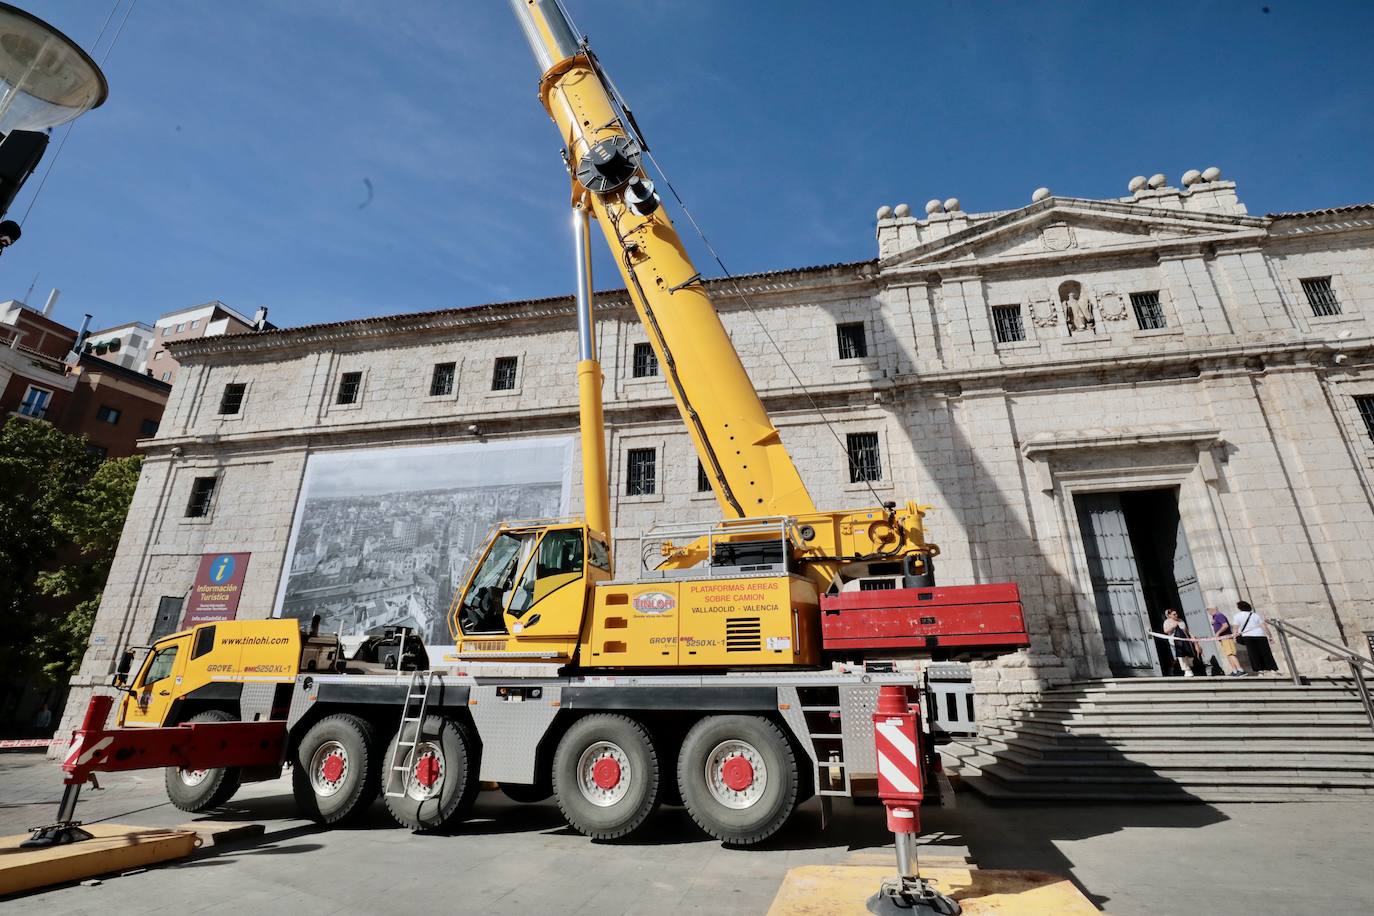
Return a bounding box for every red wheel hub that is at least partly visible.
[592,755,622,790]
[721,755,755,792]
[320,751,345,783]
[414,754,440,788]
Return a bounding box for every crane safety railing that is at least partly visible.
[1270,618,1374,733]
[637,516,806,580]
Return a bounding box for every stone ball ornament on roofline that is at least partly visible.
[1031,187,1051,202]
[1128,176,1147,192]
[876,205,893,220]
[1202,166,1222,182]
[893,203,911,218]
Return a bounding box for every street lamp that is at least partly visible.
[0,1,108,244]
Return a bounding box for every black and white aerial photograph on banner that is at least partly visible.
[273,437,573,645]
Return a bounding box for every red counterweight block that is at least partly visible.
[873,684,925,834]
[821,582,1029,655]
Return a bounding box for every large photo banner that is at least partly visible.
[273,437,573,645]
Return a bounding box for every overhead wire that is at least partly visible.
[17,0,138,228]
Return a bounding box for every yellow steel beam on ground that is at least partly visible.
[0,823,199,897]
[767,864,1099,916]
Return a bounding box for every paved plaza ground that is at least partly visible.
[3,751,1372,914]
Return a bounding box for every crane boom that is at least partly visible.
[509,0,816,521]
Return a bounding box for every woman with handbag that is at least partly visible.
[1163,608,1201,677]
[1233,600,1279,673]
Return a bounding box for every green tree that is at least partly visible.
[36,455,143,679]
[0,418,120,681]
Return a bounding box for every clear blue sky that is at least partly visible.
[9,0,1374,335]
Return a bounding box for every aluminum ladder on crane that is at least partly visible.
[384,669,436,798]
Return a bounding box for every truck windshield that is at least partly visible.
[459,531,530,633]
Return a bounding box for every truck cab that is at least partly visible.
[116,619,336,727]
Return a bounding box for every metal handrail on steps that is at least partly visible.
[1270,619,1374,732]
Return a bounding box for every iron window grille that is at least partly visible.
[96,405,121,425]
[632,342,659,378]
[626,448,657,496]
[185,476,218,518]
[219,382,246,415]
[992,305,1026,343]
[1356,395,1374,444]
[430,362,456,397]
[1301,277,1341,317]
[697,460,711,493]
[1130,291,1168,330]
[846,432,883,483]
[336,371,362,405]
[837,322,868,359]
[492,356,518,391]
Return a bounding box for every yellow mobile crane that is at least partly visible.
[35,1,1026,855]
[448,0,946,671]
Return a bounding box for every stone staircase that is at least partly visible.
[940,677,1374,802]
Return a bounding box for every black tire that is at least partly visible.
[552,714,660,840]
[677,715,798,846]
[382,715,480,831]
[292,713,379,825]
[164,710,242,812]
[499,780,552,804]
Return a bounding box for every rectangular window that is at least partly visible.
[626,448,657,496]
[697,460,711,493]
[492,356,518,391]
[86,444,108,460]
[336,371,362,405]
[96,405,121,425]
[836,322,868,359]
[991,305,1026,343]
[175,322,185,332]
[185,476,218,518]
[140,418,160,437]
[1130,291,1167,330]
[632,342,658,378]
[161,371,171,381]
[846,432,883,483]
[150,596,184,641]
[218,382,246,415]
[1356,395,1374,444]
[18,385,51,418]
[1301,276,1341,317]
[430,362,456,396]
[191,319,200,329]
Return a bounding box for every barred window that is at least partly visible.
[430,362,456,397]
[846,432,882,483]
[336,371,362,405]
[632,342,658,378]
[836,322,868,359]
[219,382,246,415]
[1130,291,1168,330]
[697,460,711,493]
[1301,277,1341,317]
[1356,395,1374,444]
[186,476,218,518]
[626,448,657,496]
[492,356,518,391]
[991,305,1025,343]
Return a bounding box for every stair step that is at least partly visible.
[941,744,1374,779]
[956,774,1360,804]
[970,733,1374,762]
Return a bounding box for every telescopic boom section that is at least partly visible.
[509,0,816,521]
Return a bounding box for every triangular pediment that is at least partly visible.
[881,197,1267,271]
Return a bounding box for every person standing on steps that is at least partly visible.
[1163,608,1200,677]
[1209,606,1245,676]
[1233,600,1279,674]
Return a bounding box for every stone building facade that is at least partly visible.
[65,173,1374,731]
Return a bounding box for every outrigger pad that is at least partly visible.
[868,876,962,915]
[20,823,94,849]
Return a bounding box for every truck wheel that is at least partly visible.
[552,714,660,840]
[381,715,479,832]
[292,713,379,825]
[499,780,552,804]
[164,710,241,812]
[677,715,798,846]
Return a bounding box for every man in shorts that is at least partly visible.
[1209,606,1244,676]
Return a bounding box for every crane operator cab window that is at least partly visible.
[459,532,530,635]
[509,528,584,619]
